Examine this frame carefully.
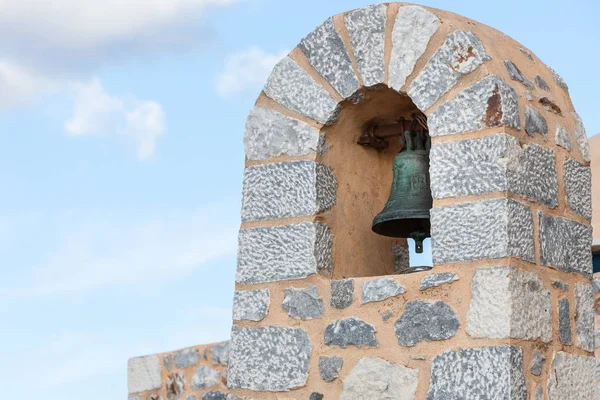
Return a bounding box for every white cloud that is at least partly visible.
[215,46,288,99]
[0,61,60,109]
[2,200,239,297]
[65,78,166,159]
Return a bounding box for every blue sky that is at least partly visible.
[0,0,597,398]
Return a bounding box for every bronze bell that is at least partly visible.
[372,129,433,254]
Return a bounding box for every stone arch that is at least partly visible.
[239,2,590,282]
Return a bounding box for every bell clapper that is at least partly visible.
[410,232,427,254]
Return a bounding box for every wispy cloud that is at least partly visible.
[65,78,166,159]
[215,46,288,99]
[2,201,240,298]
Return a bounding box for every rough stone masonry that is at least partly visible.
[128,3,595,400]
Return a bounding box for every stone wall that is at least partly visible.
[129,2,595,399]
[128,341,235,400]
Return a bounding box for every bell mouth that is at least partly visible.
[371,215,431,239]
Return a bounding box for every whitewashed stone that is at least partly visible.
[330,279,354,309]
[243,107,323,161]
[174,348,201,369]
[539,212,592,277]
[506,142,558,208]
[128,355,161,393]
[389,5,440,91]
[129,396,140,400]
[428,346,526,400]
[564,157,592,219]
[558,298,572,345]
[549,67,569,92]
[167,372,185,400]
[210,342,229,366]
[319,356,343,382]
[191,366,220,390]
[395,300,459,346]
[236,222,332,284]
[547,352,595,399]
[556,124,572,150]
[467,267,551,341]
[340,357,418,400]
[504,60,534,89]
[233,289,270,322]
[324,317,378,347]
[420,272,458,290]
[241,161,336,222]
[428,75,520,136]
[228,326,311,391]
[299,18,359,99]
[593,278,600,293]
[409,30,490,110]
[530,352,546,376]
[345,4,386,87]
[362,277,406,304]
[572,112,591,162]
[282,286,324,320]
[431,199,534,264]
[524,91,533,101]
[576,284,595,352]
[264,57,340,125]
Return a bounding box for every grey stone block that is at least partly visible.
[558,298,572,345]
[228,326,311,391]
[202,393,226,400]
[524,105,548,137]
[395,300,459,346]
[393,244,410,273]
[538,212,592,277]
[530,352,546,376]
[191,366,220,390]
[241,161,336,222]
[236,222,333,284]
[129,397,140,400]
[243,107,323,161]
[572,111,591,162]
[576,284,595,352]
[264,57,340,125]
[184,397,197,400]
[309,393,324,400]
[340,357,418,400]
[361,277,406,304]
[524,90,533,101]
[233,289,270,322]
[282,286,324,320]
[210,342,230,366]
[552,281,569,291]
[564,157,592,219]
[299,18,359,99]
[518,46,533,60]
[549,67,569,92]
[431,199,534,264]
[555,124,572,150]
[167,372,185,400]
[507,142,558,208]
[430,133,515,199]
[535,75,551,91]
[593,278,600,293]
[389,5,440,91]
[330,279,354,309]
[319,356,343,382]
[324,317,378,347]
[128,355,161,393]
[174,348,200,369]
[381,310,393,321]
[428,346,526,400]
[504,60,534,89]
[467,267,552,342]
[535,385,543,400]
[164,354,172,371]
[420,272,458,290]
[345,4,386,87]
[409,30,490,110]
[431,133,558,206]
[428,75,520,137]
[547,352,595,399]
